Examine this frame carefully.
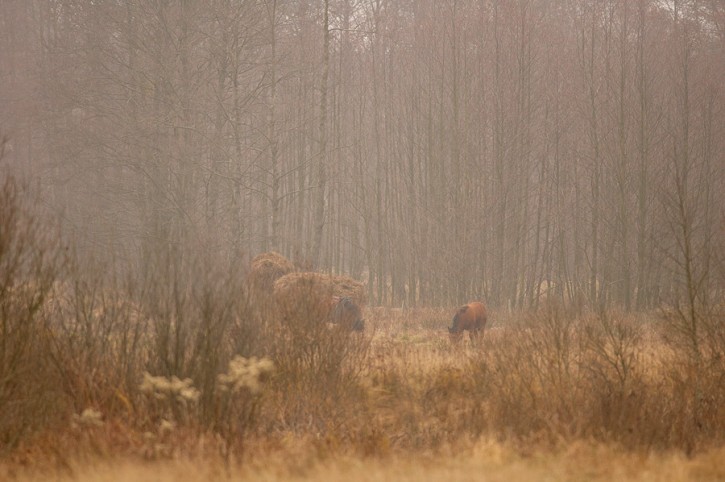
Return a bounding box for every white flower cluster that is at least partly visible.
[139,372,200,403]
[159,418,175,434]
[73,408,104,427]
[217,356,274,395]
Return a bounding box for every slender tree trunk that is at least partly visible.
[311,0,330,266]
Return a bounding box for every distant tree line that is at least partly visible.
[1,0,723,309]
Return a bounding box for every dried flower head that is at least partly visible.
[140,372,200,403]
[218,356,275,394]
[159,419,175,434]
[73,408,104,427]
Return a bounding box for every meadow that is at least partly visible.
[3,297,725,481]
[2,173,725,481]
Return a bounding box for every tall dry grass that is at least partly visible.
[2,167,725,477]
[7,440,725,482]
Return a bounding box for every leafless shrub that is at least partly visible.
[137,246,256,426]
[579,312,647,445]
[506,302,581,439]
[658,299,725,452]
[0,166,67,453]
[268,276,371,432]
[581,312,641,391]
[41,269,152,421]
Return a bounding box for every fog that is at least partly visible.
[1,0,723,309]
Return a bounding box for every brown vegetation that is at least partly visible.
[246,252,296,307]
[2,0,724,478]
[2,171,725,480]
[274,272,366,306]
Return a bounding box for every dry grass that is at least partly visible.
[5,439,725,482]
[2,170,725,480]
[2,304,725,480]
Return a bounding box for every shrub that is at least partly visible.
[268,275,371,431]
[0,169,65,452]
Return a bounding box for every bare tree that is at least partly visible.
[1,0,723,309]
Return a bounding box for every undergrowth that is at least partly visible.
[1,167,724,468]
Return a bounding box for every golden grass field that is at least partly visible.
[7,441,725,482]
[2,303,725,481]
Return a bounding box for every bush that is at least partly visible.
[0,169,65,452]
[268,275,371,432]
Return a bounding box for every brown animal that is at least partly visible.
[329,296,365,332]
[272,273,366,332]
[448,301,487,342]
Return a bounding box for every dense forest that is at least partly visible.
[1,0,723,309]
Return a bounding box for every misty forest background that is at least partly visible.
[1,0,724,311]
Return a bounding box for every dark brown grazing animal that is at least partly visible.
[448,301,487,342]
[330,296,365,332]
